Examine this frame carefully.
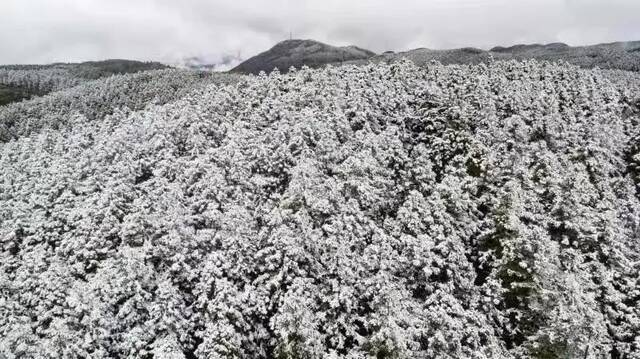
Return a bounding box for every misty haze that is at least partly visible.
[1,1,640,358]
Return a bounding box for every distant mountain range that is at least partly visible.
[231,39,640,74]
[385,40,640,71]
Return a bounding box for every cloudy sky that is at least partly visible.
[1,0,639,66]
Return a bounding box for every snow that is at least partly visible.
[1,59,639,358]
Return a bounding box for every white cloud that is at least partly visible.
[0,0,638,64]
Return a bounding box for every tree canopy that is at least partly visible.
[1,59,639,358]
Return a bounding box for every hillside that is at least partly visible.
[1,59,640,358]
[0,69,240,142]
[231,39,376,74]
[0,60,168,106]
[0,83,45,106]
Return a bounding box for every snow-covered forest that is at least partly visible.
[0,61,168,106]
[1,59,640,358]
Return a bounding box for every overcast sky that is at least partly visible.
[1,0,639,66]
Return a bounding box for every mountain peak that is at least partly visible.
[231,39,376,74]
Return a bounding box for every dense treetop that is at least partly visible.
[0,69,240,142]
[1,59,640,358]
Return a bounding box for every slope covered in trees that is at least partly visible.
[0,69,240,142]
[0,60,168,106]
[0,83,43,107]
[1,60,640,358]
